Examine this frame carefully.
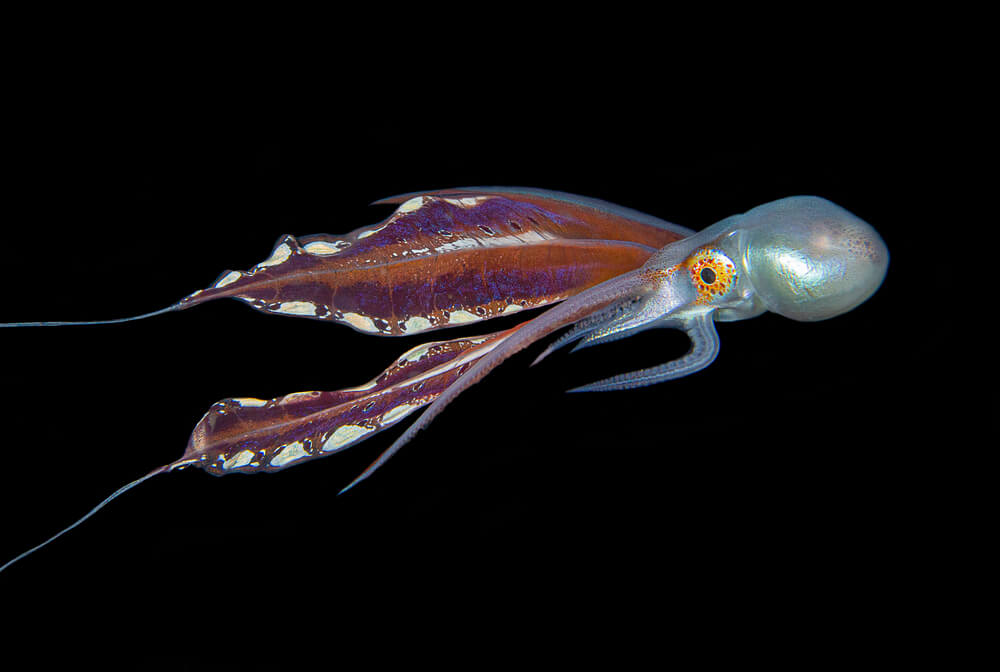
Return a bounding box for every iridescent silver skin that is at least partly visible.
[737,196,889,321]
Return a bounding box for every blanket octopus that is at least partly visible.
[0,187,888,572]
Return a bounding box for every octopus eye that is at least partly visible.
[687,247,738,305]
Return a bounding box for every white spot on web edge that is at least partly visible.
[222,449,255,470]
[340,312,380,333]
[321,424,376,452]
[270,440,310,468]
[396,196,427,215]
[448,309,479,324]
[233,397,268,408]
[254,242,293,270]
[275,301,318,316]
[381,402,421,425]
[214,271,243,288]
[357,223,390,240]
[303,240,351,256]
[441,196,491,208]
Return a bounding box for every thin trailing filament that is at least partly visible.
[0,304,182,328]
[0,468,166,574]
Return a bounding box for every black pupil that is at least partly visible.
[700,267,717,284]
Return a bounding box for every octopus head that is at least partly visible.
[738,196,888,321]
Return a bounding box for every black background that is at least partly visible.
[0,55,952,658]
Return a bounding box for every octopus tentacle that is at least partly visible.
[337,269,647,494]
[530,294,645,366]
[567,309,719,393]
